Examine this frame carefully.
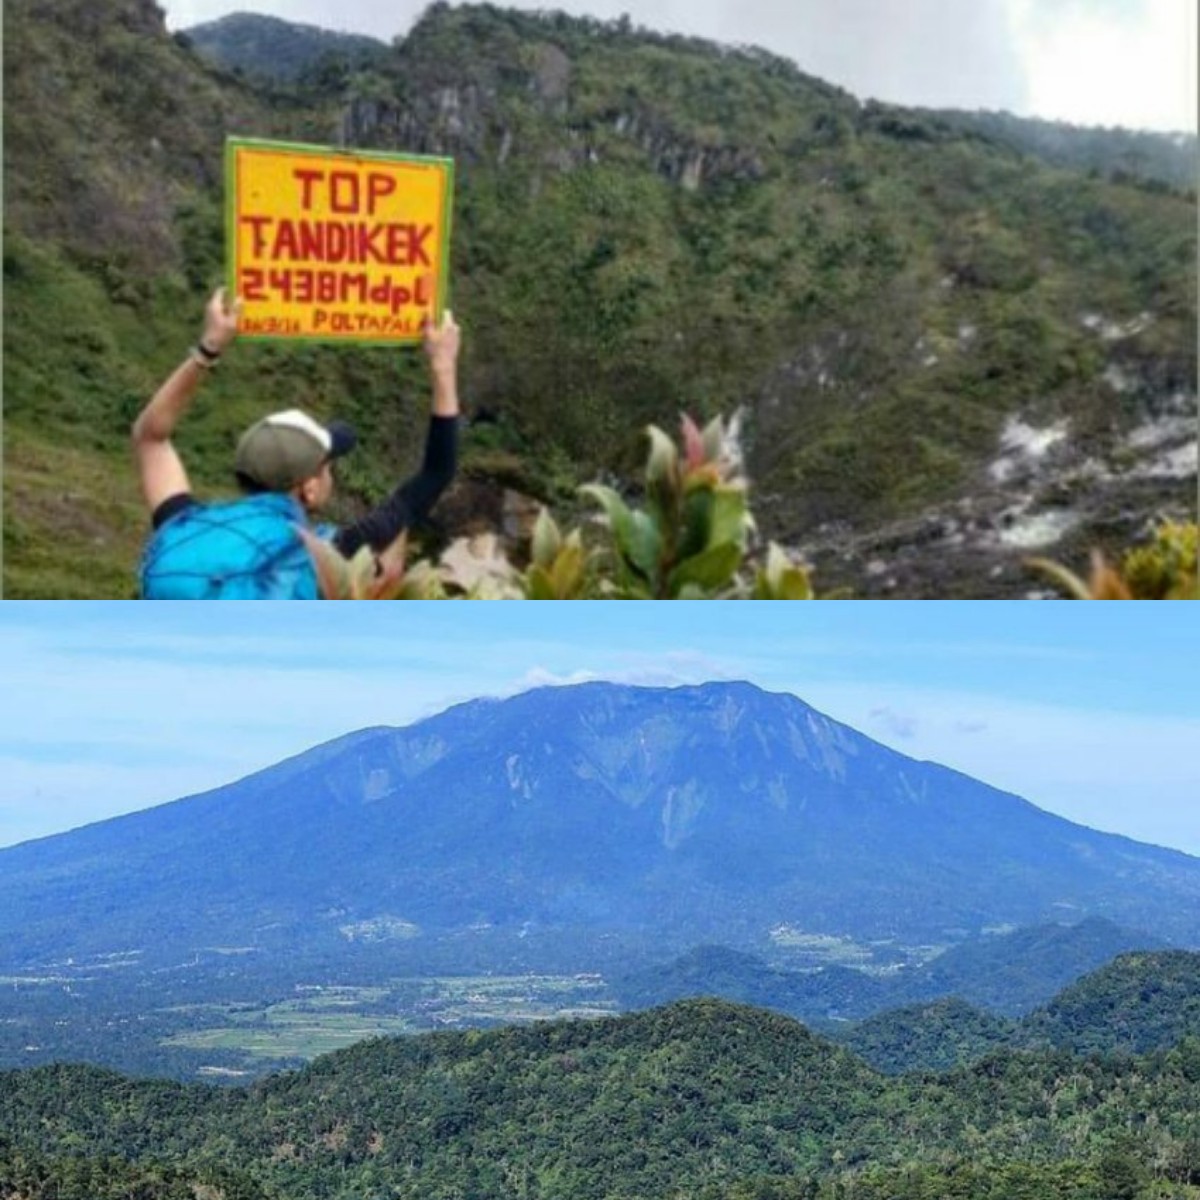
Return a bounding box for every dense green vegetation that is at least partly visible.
[1024,951,1200,1057]
[181,12,387,84]
[618,920,1169,1023]
[838,997,1019,1074]
[925,107,1198,192]
[2,998,1199,1199]
[620,947,1200,1075]
[4,0,1195,597]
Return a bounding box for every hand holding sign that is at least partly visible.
[423,309,460,376]
[202,288,244,355]
[422,309,461,419]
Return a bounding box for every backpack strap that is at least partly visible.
[140,493,320,600]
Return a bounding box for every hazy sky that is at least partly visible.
[158,0,1198,132]
[1,603,1198,858]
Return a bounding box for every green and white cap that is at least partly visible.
[235,409,357,492]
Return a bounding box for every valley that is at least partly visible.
[161,973,617,1070]
[0,919,1180,1083]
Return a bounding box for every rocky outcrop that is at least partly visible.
[339,77,765,190]
[789,395,1196,599]
[339,86,498,161]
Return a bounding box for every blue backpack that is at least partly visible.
[139,493,332,600]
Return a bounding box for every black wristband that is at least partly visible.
[195,341,221,362]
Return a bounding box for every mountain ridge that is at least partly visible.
[1,681,1197,977]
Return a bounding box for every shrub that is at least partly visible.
[306,413,818,599]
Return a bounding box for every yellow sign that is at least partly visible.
[226,137,454,344]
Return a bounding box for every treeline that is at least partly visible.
[2,1001,1200,1199]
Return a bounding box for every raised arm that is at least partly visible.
[131,288,241,515]
[333,310,462,558]
[425,308,461,419]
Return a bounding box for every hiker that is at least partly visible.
[132,287,460,598]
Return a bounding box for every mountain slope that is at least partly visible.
[181,12,387,83]
[924,107,1198,191]
[905,915,1169,1014]
[2,682,1198,978]
[4,0,1195,597]
[617,945,891,1018]
[839,996,1018,1073]
[1022,950,1200,1056]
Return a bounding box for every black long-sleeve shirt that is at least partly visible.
[332,414,457,557]
[151,415,458,555]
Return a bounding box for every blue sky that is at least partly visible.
[1,602,1197,855]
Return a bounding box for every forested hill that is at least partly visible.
[921,108,1197,192]
[838,950,1200,1073]
[1022,949,1200,1056]
[4,0,1196,597]
[181,12,388,83]
[618,917,1170,1021]
[3,998,1200,1200]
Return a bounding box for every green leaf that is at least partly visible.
[530,506,561,569]
[644,424,678,488]
[580,483,635,544]
[623,510,663,583]
[677,488,714,561]
[708,485,750,549]
[1024,556,1094,600]
[700,414,725,463]
[753,543,814,599]
[667,540,743,595]
[523,565,556,600]
[549,540,586,597]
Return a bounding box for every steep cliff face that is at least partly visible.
[335,14,785,196]
[341,87,770,191]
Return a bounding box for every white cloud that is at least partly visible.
[514,650,742,693]
[518,666,603,689]
[1006,0,1198,130]
[869,706,920,739]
